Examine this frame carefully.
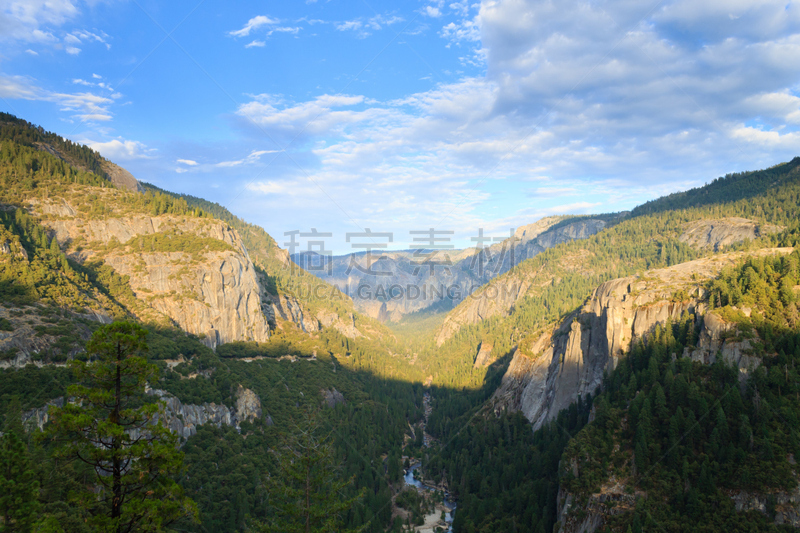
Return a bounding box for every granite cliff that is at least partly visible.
[490,247,795,430]
[21,384,266,441]
[434,216,781,347]
[33,198,272,349]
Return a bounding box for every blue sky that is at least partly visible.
[2,0,800,253]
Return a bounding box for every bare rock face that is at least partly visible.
[101,160,145,192]
[729,488,800,526]
[473,342,494,368]
[435,278,527,346]
[235,385,263,423]
[21,387,263,440]
[40,210,271,349]
[0,306,104,366]
[22,397,64,432]
[490,248,795,430]
[679,217,783,251]
[321,387,345,408]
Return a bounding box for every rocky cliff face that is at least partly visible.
[490,248,795,430]
[101,160,145,192]
[263,292,362,339]
[22,385,265,440]
[433,219,609,345]
[34,202,271,349]
[294,217,608,323]
[679,217,783,250]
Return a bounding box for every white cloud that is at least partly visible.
[274,26,300,34]
[177,159,198,166]
[426,6,441,18]
[65,46,80,55]
[25,49,38,55]
[228,15,279,37]
[64,30,111,51]
[216,149,278,167]
[336,20,362,32]
[245,181,308,195]
[88,139,154,160]
[0,0,79,43]
[334,14,402,37]
[245,40,265,48]
[0,75,116,122]
[92,73,101,79]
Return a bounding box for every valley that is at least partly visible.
[1,113,800,533]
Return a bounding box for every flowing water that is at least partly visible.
[403,463,456,532]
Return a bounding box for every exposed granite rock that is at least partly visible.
[321,387,345,408]
[730,487,800,526]
[235,384,263,423]
[679,217,783,251]
[557,478,638,533]
[40,213,270,349]
[433,219,608,345]
[0,306,103,367]
[101,160,145,192]
[22,397,64,432]
[264,291,363,339]
[23,385,264,440]
[490,248,795,430]
[473,342,494,368]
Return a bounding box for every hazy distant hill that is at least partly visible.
[292,215,615,322]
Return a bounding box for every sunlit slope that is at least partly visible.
[422,158,800,389]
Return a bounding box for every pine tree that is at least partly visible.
[0,430,39,532]
[47,321,197,533]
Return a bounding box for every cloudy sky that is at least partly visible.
[1,0,799,253]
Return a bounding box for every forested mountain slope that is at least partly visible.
[417,159,800,533]
[421,158,800,390]
[3,111,800,533]
[0,114,430,532]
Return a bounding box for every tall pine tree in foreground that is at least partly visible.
[48,321,197,533]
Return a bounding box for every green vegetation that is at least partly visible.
[0,112,109,178]
[557,251,800,531]
[3,114,800,533]
[0,430,40,532]
[250,411,364,533]
[48,322,197,533]
[421,155,800,391]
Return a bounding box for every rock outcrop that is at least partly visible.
[320,387,345,408]
[490,248,795,430]
[101,160,145,192]
[679,217,783,250]
[432,219,610,345]
[473,342,494,368]
[35,205,271,349]
[264,293,362,339]
[22,385,265,440]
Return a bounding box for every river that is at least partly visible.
[403,463,456,532]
